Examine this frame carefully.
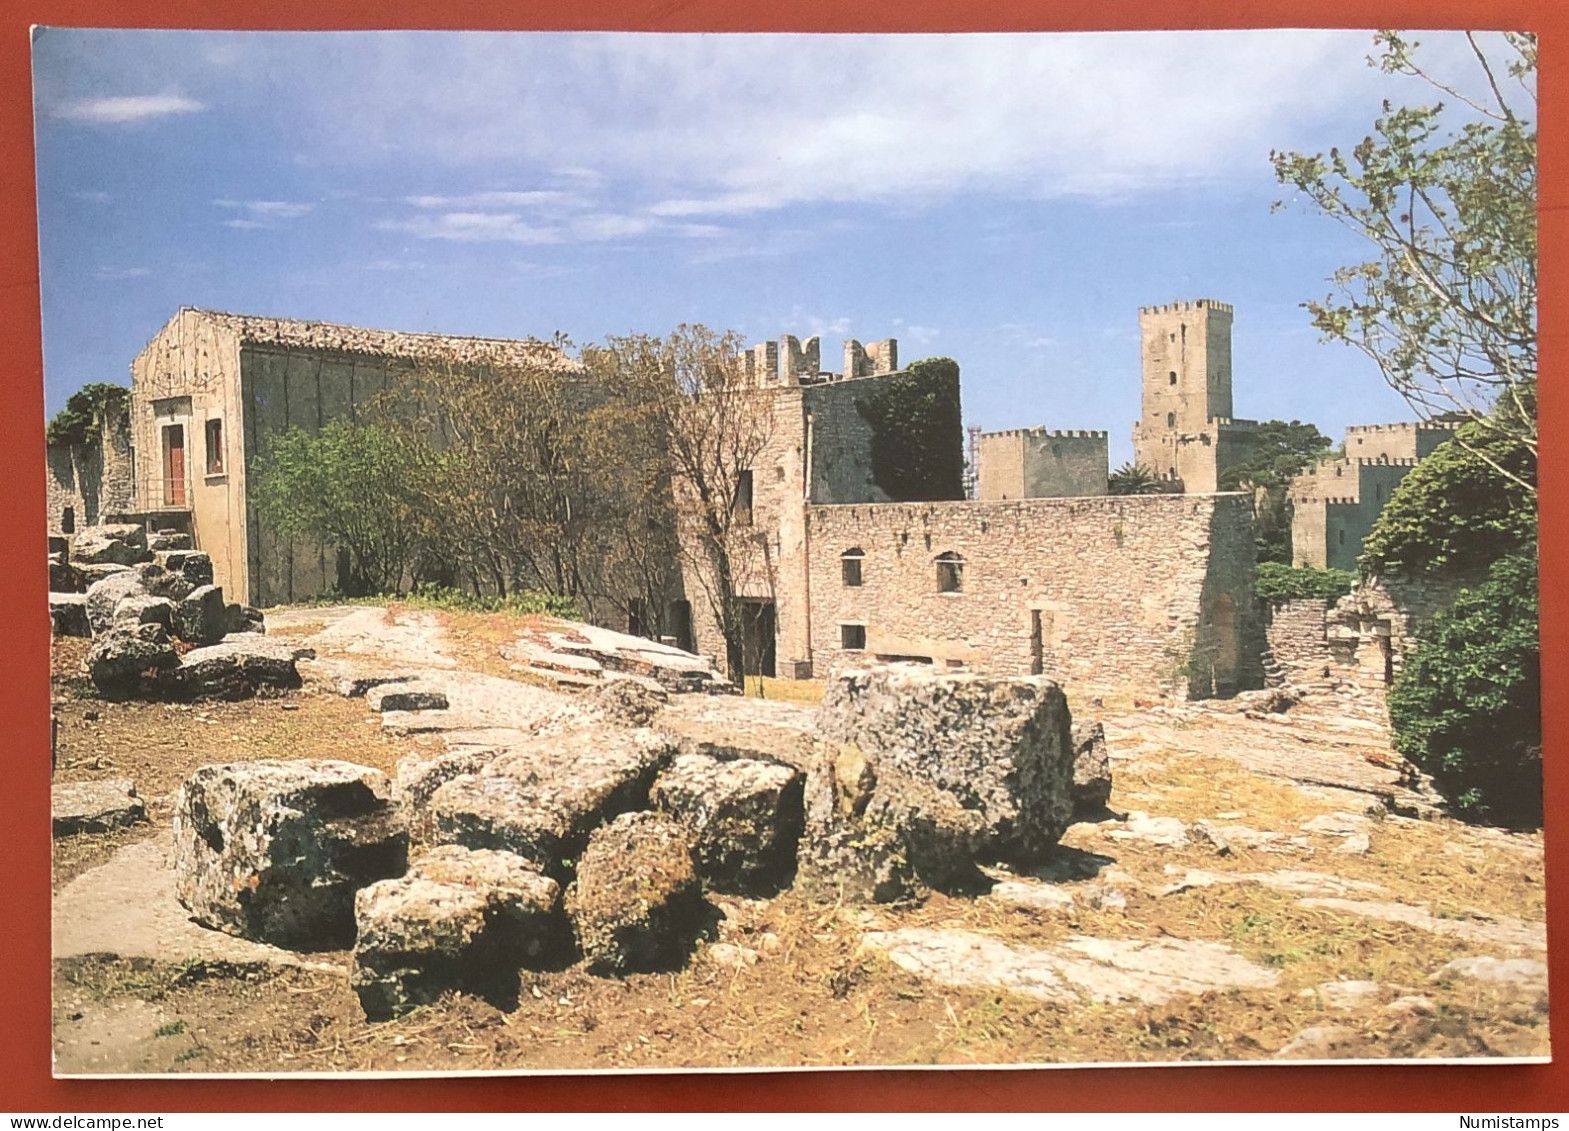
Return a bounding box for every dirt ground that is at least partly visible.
[48,623,1551,1074]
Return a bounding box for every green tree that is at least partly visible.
[1387,552,1540,827]
[250,420,433,597]
[1360,393,1536,578]
[1272,31,1537,493]
[46,383,129,447]
[1107,462,1165,496]
[1218,419,1334,564]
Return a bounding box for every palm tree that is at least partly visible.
[1107,462,1166,496]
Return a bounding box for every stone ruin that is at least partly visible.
[165,662,1112,1019]
[49,523,306,701]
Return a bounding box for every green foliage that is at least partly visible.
[1360,408,1536,578]
[1271,32,1537,466]
[46,383,129,447]
[1255,561,1355,603]
[1107,462,1165,496]
[855,358,965,501]
[1218,420,1334,491]
[250,420,434,597]
[1388,552,1540,827]
[301,583,580,619]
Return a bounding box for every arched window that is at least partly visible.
[935,551,964,593]
[1166,411,1176,427]
[61,506,75,535]
[841,548,864,587]
[1168,371,1178,385]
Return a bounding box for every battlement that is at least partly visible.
[1208,416,1259,430]
[1322,496,1362,507]
[981,427,1108,440]
[1352,455,1420,468]
[1139,298,1234,316]
[844,338,899,380]
[1345,420,1460,436]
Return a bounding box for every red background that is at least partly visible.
[2,0,1563,1112]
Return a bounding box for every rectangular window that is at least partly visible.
[205,417,225,475]
[842,556,863,587]
[732,469,754,527]
[840,624,866,650]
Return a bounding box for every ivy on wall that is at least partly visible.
[854,358,965,502]
[46,383,130,448]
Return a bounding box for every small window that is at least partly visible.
[841,548,864,587]
[840,624,866,650]
[1375,483,1384,502]
[1168,371,1178,385]
[935,551,964,594]
[1166,411,1176,428]
[62,506,75,535]
[205,417,224,475]
[1338,529,1346,546]
[732,469,753,527]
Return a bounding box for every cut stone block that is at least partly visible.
[50,593,91,638]
[174,584,228,646]
[85,570,149,635]
[651,750,803,893]
[566,811,704,974]
[172,760,407,949]
[52,778,147,836]
[70,524,148,567]
[351,845,562,1019]
[367,684,449,713]
[112,594,175,631]
[1070,720,1112,817]
[165,636,308,700]
[86,623,179,692]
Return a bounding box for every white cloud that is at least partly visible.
[215,199,315,220]
[405,190,575,209]
[53,93,202,123]
[72,189,112,203]
[91,266,150,279]
[378,212,560,244]
[223,219,266,230]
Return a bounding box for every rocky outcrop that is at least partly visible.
[650,750,803,894]
[1070,720,1112,817]
[52,778,147,836]
[817,665,1076,865]
[172,760,407,948]
[565,811,704,974]
[351,846,562,1019]
[426,728,674,874]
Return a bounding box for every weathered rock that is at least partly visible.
[112,594,175,631]
[85,623,179,691]
[1069,720,1112,817]
[173,760,407,949]
[351,845,562,1019]
[818,665,1075,864]
[85,570,149,635]
[49,554,85,593]
[174,584,228,645]
[794,741,984,903]
[226,603,266,635]
[586,677,668,728]
[77,561,134,587]
[164,636,306,700]
[1434,956,1548,987]
[335,673,416,699]
[367,683,449,713]
[137,562,194,603]
[650,751,804,893]
[146,530,192,552]
[393,747,501,841]
[50,593,91,638]
[566,811,704,974]
[428,728,674,873]
[52,778,147,836]
[177,551,214,588]
[1275,1024,1362,1059]
[70,523,148,566]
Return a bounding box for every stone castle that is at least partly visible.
[45,299,1458,700]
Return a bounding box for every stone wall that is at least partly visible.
[1262,598,1333,687]
[804,492,1264,698]
[45,411,133,537]
[976,429,1108,500]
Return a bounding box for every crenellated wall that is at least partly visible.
[976,428,1109,500]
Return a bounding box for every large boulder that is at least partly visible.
[172,760,407,948]
[49,593,91,638]
[177,551,215,588]
[139,561,194,602]
[174,584,228,645]
[49,554,84,594]
[565,811,705,975]
[52,778,147,836]
[817,665,1075,864]
[586,678,668,728]
[146,530,192,552]
[85,570,149,635]
[650,750,804,894]
[393,747,502,842]
[164,636,308,700]
[426,727,674,874]
[351,846,563,1019]
[112,594,175,632]
[794,741,986,904]
[85,623,179,692]
[226,603,266,635]
[1070,720,1113,818]
[70,524,148,567]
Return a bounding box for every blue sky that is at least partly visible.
[30,28,1522,465]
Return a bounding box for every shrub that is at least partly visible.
[1255,561,1355,603]
[1387,552,1541,827]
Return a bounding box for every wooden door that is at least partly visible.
[163,424,186,507]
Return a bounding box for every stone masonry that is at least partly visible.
[976,428,1109,500]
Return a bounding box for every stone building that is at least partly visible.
[1287,421,1459,570]
[122,307,578,606]
[45,406,134,538]
[1131,299,1258,493]
[975,428,1109,500]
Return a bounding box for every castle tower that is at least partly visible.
[1132,298,1240,492]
